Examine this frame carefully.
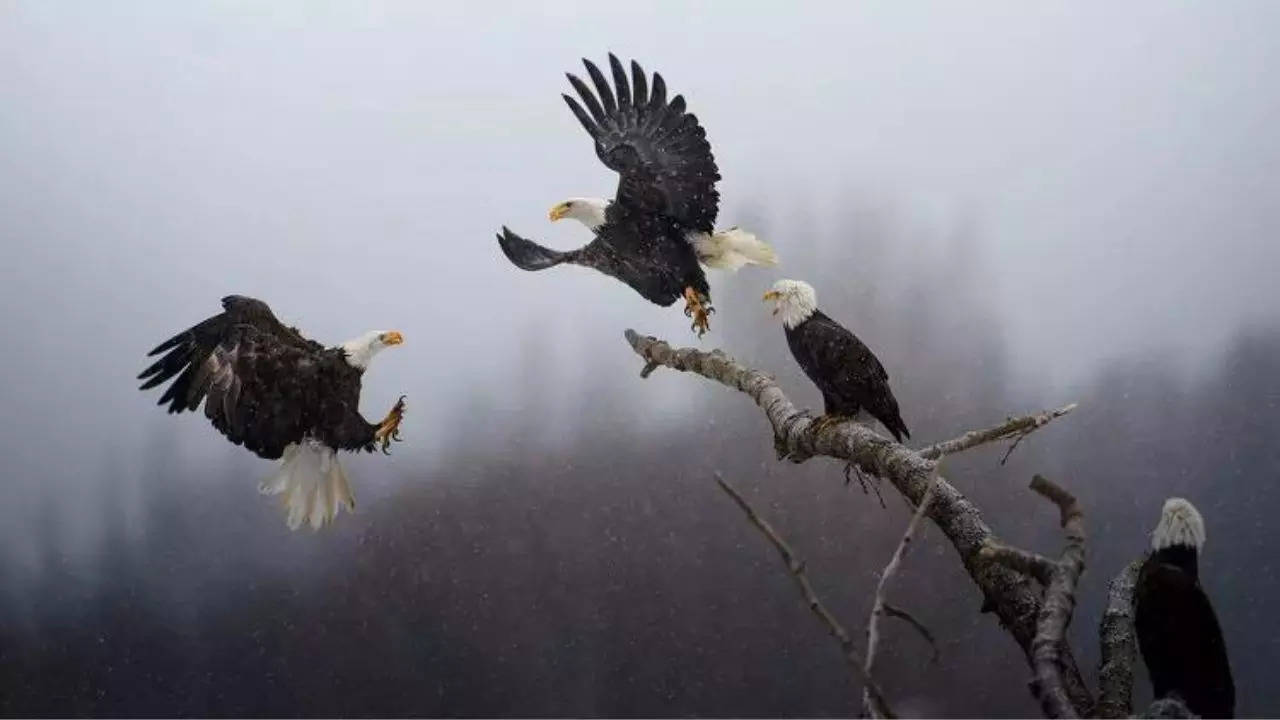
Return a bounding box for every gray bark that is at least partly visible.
[624,330,1093,715]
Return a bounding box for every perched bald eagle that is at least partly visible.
[138,295,407,531]
[763,279,910,442]
[1136,498,1235,718]
[497,54,776,337]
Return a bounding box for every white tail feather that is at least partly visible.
[689,227,778,272]
[259,440,356,531]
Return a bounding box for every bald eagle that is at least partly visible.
[137,295,407,531]
[1136,498,1235,718]
[497,54,776,337]
[763,279,910,443]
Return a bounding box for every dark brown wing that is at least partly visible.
[786,311,910,442]
[562,54,721,237]
[495,226,700,306]
[137,296,370,459]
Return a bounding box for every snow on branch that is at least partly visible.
[1095,559,1143,718]
[713,473,896,719]
[623,330,1091,715]
[982,475,1086,719]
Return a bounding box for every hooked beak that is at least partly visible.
[762,290,781,316]
[549,203,570,222]
[380,331,404,346]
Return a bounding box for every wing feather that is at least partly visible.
[495,227,689,307]
[564,55,720,234]
[566,73,606,124]
[562,94,597,136]
[611,55,631,112]
[138,296,334,458]
[630,60,648,108]
[583,58,616,116]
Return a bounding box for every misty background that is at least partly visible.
[2,1,1278,716]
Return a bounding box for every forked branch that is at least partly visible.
[713,473,895,718]
[862,466,940,718]
[624,330,1091,715]
[981,475,1086,719]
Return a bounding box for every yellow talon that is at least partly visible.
[682,287,713,338]
[374,395,406,454]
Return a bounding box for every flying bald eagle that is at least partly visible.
[1135,498,1235,718]
[497,54,776,337]
[763,279,910,443]
[137,295,407,531]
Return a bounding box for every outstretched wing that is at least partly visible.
[496,226,688,306]
[138,296,335,458]
[562,54,721,235]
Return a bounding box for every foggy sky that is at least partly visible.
[2,1,1279,591]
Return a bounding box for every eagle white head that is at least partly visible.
[340,330,403,370]
[762,279,818,329]
[1152,497,1206,551]
[549,197,609,230]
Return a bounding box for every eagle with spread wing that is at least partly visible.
[497,54,776,337]
[138,295,406,530]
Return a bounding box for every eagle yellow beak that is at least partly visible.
[762,290,781,315]
[549,203,570,222]
[380,331,404,346]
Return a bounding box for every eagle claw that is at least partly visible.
[375,395,407,455]
[682,287,713,338]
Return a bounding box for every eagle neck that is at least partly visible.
[338,332,383,370]
[782,305,818,331]
[1153,544,1199,580]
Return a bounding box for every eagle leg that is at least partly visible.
[682,286,714,338]
[374,395,407,455]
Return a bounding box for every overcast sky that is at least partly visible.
[2,1,1278,554]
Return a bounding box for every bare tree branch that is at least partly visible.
[625,330,1093,715]
[1095,559,1143,718]
[984,475,1086,719]
[919,403,1078,461]
[978,543,1055,585]
[863,467,940,718]
[712,473,895,718]
[882,602,940,663]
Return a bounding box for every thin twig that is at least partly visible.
[882,602,940,663]
[1095,559,1143,718]
[713,472,895,719]
[919,404,1078,461]
[999,433,1027,465]
[845,463,887,508]
[863,468,940,717]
